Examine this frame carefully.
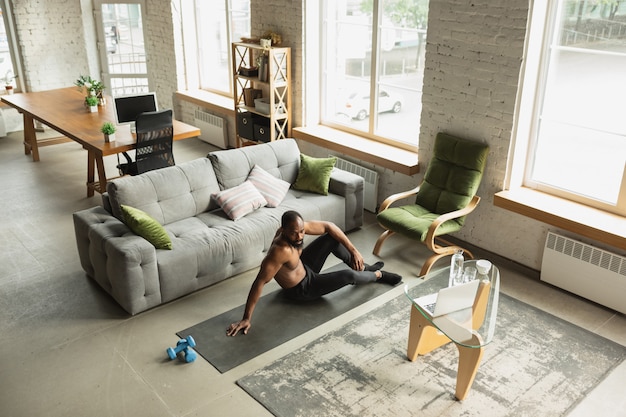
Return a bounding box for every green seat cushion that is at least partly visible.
[293,154,337,195]
[415,133,489,224]
[120,204,173,250]
[376,204,463,242]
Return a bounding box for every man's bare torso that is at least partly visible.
[271,235,307,289]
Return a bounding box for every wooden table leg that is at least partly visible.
[455,334,484,401]
[86,150,109,197]
[95,154,107,195]
[407,307,451,361]
[23,113,39,161]
[87,150,95,197]
[407,305,487,401]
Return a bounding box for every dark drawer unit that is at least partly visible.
[253,118,271,143]
[236,112,255,140]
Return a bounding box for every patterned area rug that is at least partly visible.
[237,292,626,417]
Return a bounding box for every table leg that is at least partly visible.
[407,307,451,361]
[95,154,107,195]
[86,150,110,197]
[455,334,484,401]
[23,113,39,161]
[87,151,95,197]
[407,304,487,401]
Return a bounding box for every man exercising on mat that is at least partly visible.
[226,210,402,336]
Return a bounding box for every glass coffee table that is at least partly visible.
[404,260,500,400]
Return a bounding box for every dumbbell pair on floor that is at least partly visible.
[167,335,197,363]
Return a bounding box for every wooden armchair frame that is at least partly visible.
[373,184,481,277]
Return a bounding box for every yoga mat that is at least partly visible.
[177,263,397,373]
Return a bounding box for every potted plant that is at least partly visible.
[85,95,99,112]
[3,70,17,94]
[75,75,106,105]
[101,121,116,143]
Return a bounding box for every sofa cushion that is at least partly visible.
[120,204,173,249]
[209,139,300,190]
[212,180,268,220]
[247,165,291,207]
[106,158,221,225]
[293,154,337,195]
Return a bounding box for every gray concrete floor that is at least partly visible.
[0,130,625,416]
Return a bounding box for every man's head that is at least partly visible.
[280,210,305,248]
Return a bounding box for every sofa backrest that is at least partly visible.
[208,138,300,190]
[106,157,221,225]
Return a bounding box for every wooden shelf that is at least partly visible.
[232,42,291,147]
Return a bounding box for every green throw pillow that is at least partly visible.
[293,154,337,195]
[120,204,173,250]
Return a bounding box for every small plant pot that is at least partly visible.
[104,133,115,143]
[5,85,13,95]
[89,105,98,113]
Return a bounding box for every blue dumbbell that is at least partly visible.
[166,335,197,362]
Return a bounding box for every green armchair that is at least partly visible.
[374,133,489,276]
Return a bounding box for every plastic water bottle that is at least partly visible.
[449,249,464,286]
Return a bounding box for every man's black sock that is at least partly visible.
[364,261,384,271]
[378,270,402,286]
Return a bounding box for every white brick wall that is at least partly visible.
[251,0,304,126]
[13,0,90,91]
[419,0,544,267]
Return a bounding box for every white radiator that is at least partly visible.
[541,231,626,313]
[194,110,227,149]
[333,156,379,213]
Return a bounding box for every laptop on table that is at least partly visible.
[408,280,480,318]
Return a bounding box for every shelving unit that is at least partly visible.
[232,42,291,147]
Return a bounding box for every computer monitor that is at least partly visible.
[113,92,158,130]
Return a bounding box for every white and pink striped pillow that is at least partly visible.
[246,165,291,207]
[212,180,267,220]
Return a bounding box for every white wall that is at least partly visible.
[418,0,549,267]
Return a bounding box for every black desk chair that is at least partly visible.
[117,109,175,176]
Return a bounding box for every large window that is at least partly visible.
[520,0,626,215]
[321,0,428,149]
[183,0,250,96]
[0,0,20,92]
[95,1,149,96]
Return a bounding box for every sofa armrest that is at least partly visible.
[73,206,162,315]
[328,168,364,231]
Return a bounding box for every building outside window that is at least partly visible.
[518,0,626,216]
[321,0,428,149]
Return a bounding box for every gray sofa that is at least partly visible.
[73,139,364,315]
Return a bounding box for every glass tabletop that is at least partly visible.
[404,260,500,348]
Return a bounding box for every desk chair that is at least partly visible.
[117,109,174,176]
[373,132,489,276]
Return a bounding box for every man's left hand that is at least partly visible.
[350,250,365,271]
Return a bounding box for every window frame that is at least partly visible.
[93,0,150,97]
[180,0,250,98]
[0,0,24,92]
[317,0,424,152]
[510,0,626,217]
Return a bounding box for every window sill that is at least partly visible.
[175,90,234,115]
[293,125,419,176]
[173,92,419,176]
[494,187,626,250]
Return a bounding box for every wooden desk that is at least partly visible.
[1,87,200,196]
